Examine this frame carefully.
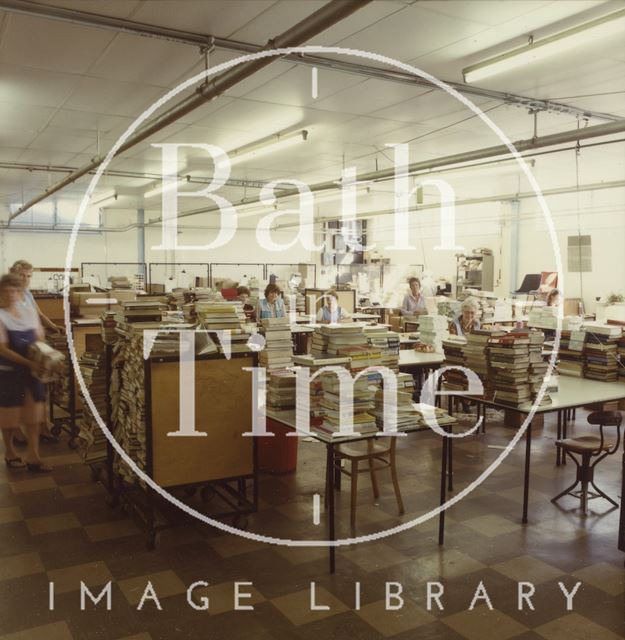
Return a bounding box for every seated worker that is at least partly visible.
[546,288,560,307]
[256,283,286,320]
[237,286,255,321]
[449,297,481,337]
[401,277,427,316]
[316,290,351,324]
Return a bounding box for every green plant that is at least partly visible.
[606,292,625,305]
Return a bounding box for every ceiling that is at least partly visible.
[1,0,624,226]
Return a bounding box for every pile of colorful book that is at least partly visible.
[266,370,297,410]
[364,325,400,370]
[583,324,620,382]
[464,329,505,380]
[528,330,551,405]
[557,330,586,377]
[372,372,419,431]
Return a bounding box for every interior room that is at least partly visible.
[0,1,624,639]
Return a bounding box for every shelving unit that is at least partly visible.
[455,252,494,297]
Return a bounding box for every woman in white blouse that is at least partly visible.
[401,277,427,316]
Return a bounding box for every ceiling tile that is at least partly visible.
[0,63,82,108]
[0,13,115,74]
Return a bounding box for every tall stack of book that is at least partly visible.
[259,317,293,371]
[318,372,377,438]
[372,372,419,431]
[77,350,108,465]
[336,345,382,377]
[528,330,551,405]
[292,355,351,422]
[47,332,71,408]
[266,371,297,410]
[557,330,586,377]
[111,334,146,484]
[101,310,118,344]
[488,331,531,407]
[418,315,450,352]
[464,329,505,381]
[618,332,625,381]
[322,323,368,355]
[441,336,468,392]
[364,326,400,370]
[584,325,620,382]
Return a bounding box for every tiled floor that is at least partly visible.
[0,409,624,639]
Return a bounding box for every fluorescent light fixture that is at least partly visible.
[463,8,625,83]
[218,129,308,168]
[92,191,117,207]
[312,184,371,204]
[144,176,189,199]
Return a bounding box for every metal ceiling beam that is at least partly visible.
[6,0,371,221]
[0,0,620,122]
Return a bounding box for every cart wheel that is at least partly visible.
[233,515,248,530]
[146,531,159,551]
[50,424,62,437]
[201,486,215,503]
[184,487,197,497]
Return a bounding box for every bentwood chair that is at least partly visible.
[552,411,622,514]
[327,438,404,529]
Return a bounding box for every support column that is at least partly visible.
[137,208,145,289]
[509,199,520,294]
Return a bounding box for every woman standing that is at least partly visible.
[401,277,427,316]
[0,274,50,471]
[257,283,286,320]
[10,260,63,333]
[449,298,481,337]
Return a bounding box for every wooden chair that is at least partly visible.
[552,411,622,514]
[327,438,404,529]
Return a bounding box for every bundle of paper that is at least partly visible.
[27,340,66,383]
[417,315,449,353]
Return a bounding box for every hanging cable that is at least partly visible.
[574,120,584,305]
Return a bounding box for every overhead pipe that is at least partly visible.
[3,179,623,235]
[0,0,619,123]
[170,117,625,223]
[7,0,371,222]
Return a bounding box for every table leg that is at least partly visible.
[556,411,562,466]
[562,411,568,466]
[481,401,486,434]
[522,419,533,524]
[447,435,453,492]
[438,428,449,545]
[618,450,625,558]
[327,444,336,574]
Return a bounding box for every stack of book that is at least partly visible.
[110,334,146,484]
[464,329,506,380]
[77,350,108,465]
[101,310,117,344]
[311,323,367,356]
[557,330,586,377]
[441,336,468,392]
[292,355,351,421]
[119,300,168,323]
[364,326,400,370]
[618,332,625,381]
[488,331,531,407]
[584,325,620,382]
[109,276,131,289]
[267,370,297,410]
[259,317,293,371]
[27,340,66,383]
[372,372,419,431]
[47,332,71,408]
[528,330,551,405]
[336,345,382,377]
[318,372,377,437]
[418,315,450,352]
[196,300,246,333]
